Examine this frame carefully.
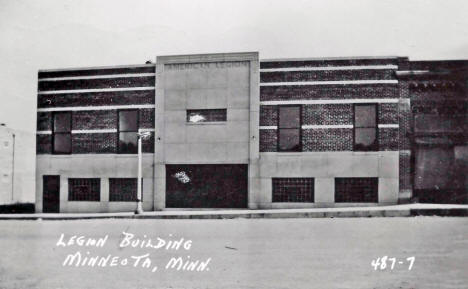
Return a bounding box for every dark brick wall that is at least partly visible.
[260,130,277,152]
[73,110,117,130]
[38,77,154,91]
[302,128,353,151]
[260,58,398,69]
[72,133,117,154]
[37,135,51,154]
[379,128,399,151]
[399,152,412,191]
[37,112,51,131]
[142,133,155,153]
[260,84,398,101]
[139,109,155,128]
[38,65,155,78]
[261,70,394,82]
[260,106,277,126]
[303,104,352,125]
[378,103,399,124]
[38,90,154,108]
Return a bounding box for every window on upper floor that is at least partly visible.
[52,112,72,154]
[278,105,301,152]
[118,110,138,154]
[186,109,227,123]
[354,104,378,151]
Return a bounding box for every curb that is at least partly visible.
[0,208,467,220]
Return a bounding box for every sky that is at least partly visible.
[1,0,468,132]
[0,0,467,201]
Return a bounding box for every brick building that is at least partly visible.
[35,52,467,213]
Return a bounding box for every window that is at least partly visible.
[53,112,71,154]
[118,110,138,154]
[354,104,378,151]
[272,178,314,202]
[68,178,100,201]
[186,109,227,123]
[109,178,138,202]
[278,105,301,152]
[335,178,378,202]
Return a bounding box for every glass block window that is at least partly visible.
[272,178,314,202]
[109,178,138,202]
[354,104,378,151]
[53,112,72,154]
[68,178,100,201]
[118,110,138,154]
[186,109,227,123]
[278,105,301,152]
[335,178,378,202]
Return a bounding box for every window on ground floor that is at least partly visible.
[68,178,100,201]
[109,178,139,202]
[272,178,314,202]
[335,177,378,202]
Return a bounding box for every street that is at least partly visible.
[0,217,467,289]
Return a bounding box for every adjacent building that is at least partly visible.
[35,52,467,213]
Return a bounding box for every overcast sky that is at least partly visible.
[1,0,468,133]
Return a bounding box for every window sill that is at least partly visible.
[186,121,227,125]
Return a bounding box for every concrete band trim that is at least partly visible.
[38,87,155,95]
[260,65,398,72]
[37,104,156,112]
[260,80,398,86]
[259,124,399,130]
[38,73,156,81]
[260,99,400,105]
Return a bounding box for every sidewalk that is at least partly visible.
[0,203,467,220]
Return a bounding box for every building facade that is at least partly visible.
[35,52,467,213]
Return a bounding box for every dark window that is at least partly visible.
[52,112,72,154]
[118,110,138,154]
[186,109,227,123]
[272,178,314,202]
[109,178,138,202]
[354,104,378,151]
[335,178,378,202]
[278,105,301,152]
[68,178,100,201]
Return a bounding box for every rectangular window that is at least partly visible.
[118,110,138,154]
[52,112,72,154]
[186,109,227,123]
[335,178,378,202]
[354,104,378,151]
[109,178,139,202]
[272,178,314,202]
[68,178,100,201]
[278,105,301,152]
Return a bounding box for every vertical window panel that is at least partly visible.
[278,105,301,152]
[353,104,378,151]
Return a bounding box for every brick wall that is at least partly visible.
[260,85,398,101]
[261,70,394,82]
[72,133,117,154]
[73,110,117,130]
[302,128,353,151]
[379,128,399,151]
[260,130,277,152]
[302,104,352,125]
[260,106,277,126]
[260,58,398,69]
[36,135,51,154]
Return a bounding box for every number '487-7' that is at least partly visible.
[371,256,415,270]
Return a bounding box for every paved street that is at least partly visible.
[0,217,467,289]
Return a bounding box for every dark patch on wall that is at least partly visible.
[259,129,277,152]
[37,112,52,131]
[73,110,117,130]
[379,128,399,151]
[259,105,277,126]
[36,134,52,154]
